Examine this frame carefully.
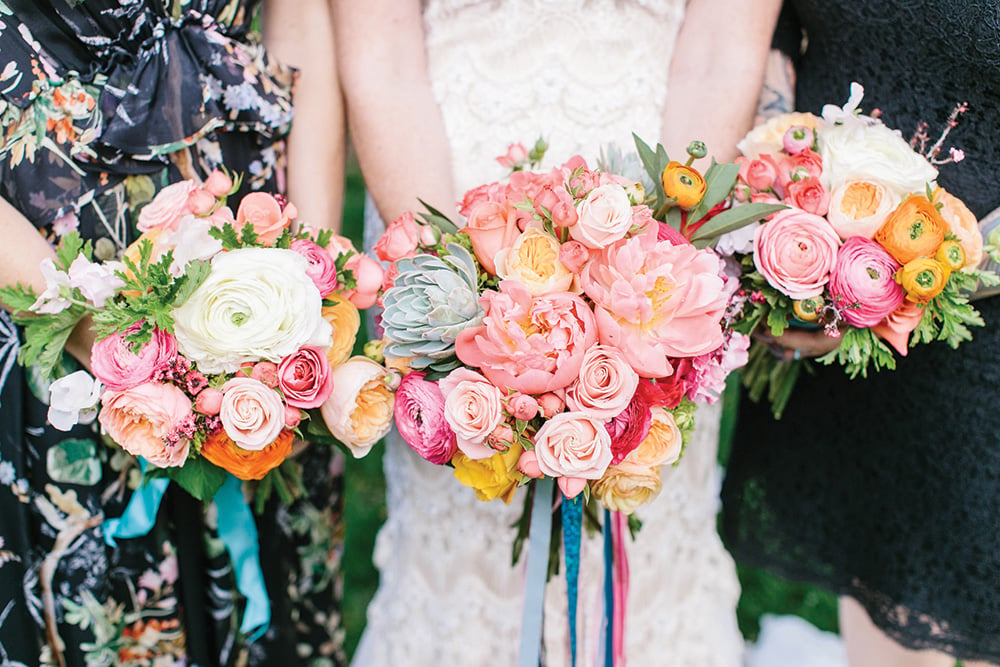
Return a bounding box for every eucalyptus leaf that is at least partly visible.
[689,203,787,243]
[688,161,739,223]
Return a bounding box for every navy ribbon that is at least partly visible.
[562,493,584,667]
[518,476,554,667]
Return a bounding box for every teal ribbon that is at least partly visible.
[603,509,614,667]
[215,473,270,640]
[103,458,169,547]
[518,476,554,667]
[562,492,583,667]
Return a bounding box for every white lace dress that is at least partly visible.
[353,1,744,665]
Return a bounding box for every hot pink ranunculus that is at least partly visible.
[236,192,292,245]
[375,212,422,262]
[752,208,841,299]
[439,368,505,460]
[533,411,613,493]
[99,382,192,467]
[219,377,286,451]
[455,281,597,395]
[277,346,334,408]
[137,180,196,233]
[90,325,177,392]
[581,226,728,377]
[828,236,905,328]
[565,345,639,420]
[461,201,520,275]
[291,238,340,297]
[394,372,457,465]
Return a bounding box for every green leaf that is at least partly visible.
[239,223,260,247]
[417,199,459,234]
[633,133,669,209]
[160,457,228,501]
[689,203,787,245]
[0,282,41,313]
[209,222,243,250]
[170,259,210,308]
[665,206,683,231]
[687,161,739,223]
[54,231,90,270]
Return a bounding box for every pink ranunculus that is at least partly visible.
[782,125,815,154]
[752,208,841,300]
[91,325,177,392]
[496,142,529,169]
[375,212,422,262]
[605,399,653,465]
[872,299,924,355]
[570,184,633,249]
[291,238,340,297]
[236,192,292,245]
[99,382,193,467]
[137,180,196,233]
[394,372,457,465]
[455,281,597,395]
[828,236,905,328]
[219,377,286,451]
[461,201,520,275]
[533,411,613,491]
[581,226,728,377]
[785,177,830,216]
[737,155,779,192]
[344,253,384,310]
[277,346,334,408]
[558,241,590,274]
[438,368,505,460]
[204,170,234,197]
[566,345,639,420]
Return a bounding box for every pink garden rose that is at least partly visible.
[439,368,505,460]
[394,372,457,465]
[277,345,334,408]
[533,411,613,499]
[91,325,177,392]
[375,212,422,262]
[219,377,286,451]
[752,208,841,299]
[581,226,728,377]
[455,281,597,395]
[236,192,293,245]
[461,201,520,275]
[137,180,196,233]
[99,382,193,467]
[570,184,633,249]
[565,345,639,419]
[785,177,830,216]
[828,236,905,328]
[291,238,340,297]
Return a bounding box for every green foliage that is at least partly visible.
[689,203,786,249]
[633,133,671,212]
[739,342,804,420]
[816,327,896,379]
[688,160,738,222]
[17,304,87,379]
[150,457,227,501]
[417,198,460,235]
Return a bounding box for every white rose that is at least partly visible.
[48,370,102,431]
[818,120,938,196]
[738,112,819,158]
[319,357,394,458]
[570,184,633,249]
[173,248,332,374]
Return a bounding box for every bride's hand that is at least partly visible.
[754,326,843,361]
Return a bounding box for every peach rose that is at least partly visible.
[375,212,422,262]
[319,356,394,458]
[461,201,520,275]
[99,382,193,467]
[628,408,683,467]
[439,368,505,460]
[495,226,575,295]
[933,187,982,268]
[591,463,662,515]
[533,412,613,496]
[570,184,634,249]
[565,345,639,420]
[827,179,900,240]
[236,192,293,245]
[219,377,286,451]
[752,208,841,299]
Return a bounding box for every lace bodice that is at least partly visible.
[354,2,744,665]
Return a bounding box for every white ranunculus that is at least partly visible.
[818,120,938,197]
[715,221,761,256]
[173,248,332,374]
[48,370,102,431]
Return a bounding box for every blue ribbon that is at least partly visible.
[215,473,270,640]
[603,509,614,667]
[518,476,554,667]
[103,458,170,547]
[562,492,583,667]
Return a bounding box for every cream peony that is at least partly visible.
[172,248,332,374]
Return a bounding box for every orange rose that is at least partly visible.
[933,187,982,268]
[661,162,706,209]
[460,201,520,275]
[874,194,948,264]
[200,428,294,480]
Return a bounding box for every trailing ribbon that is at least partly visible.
[518,476,554,667]
[612,511,630,666]
[103,458,169,547]
[562,492,583,667]
[603,509,615,667]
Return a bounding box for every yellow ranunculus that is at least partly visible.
[592,463,662,515]
[936,239,966,273]
[322,293,360,367]
[452,440,524,504]
[897,257,950,303]
[661,162,707,209]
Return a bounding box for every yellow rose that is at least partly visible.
[897,257,950,303]
[452,440,524,504]
[661,162,707,209]
[592,463,662,515]
[737,112,820,158]
[933,187,982,268]
[322,293,360,367]
[319,357,394,458]
[494,227,576,295]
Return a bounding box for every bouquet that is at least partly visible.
[2,171,393,500]
[724,84,999,417]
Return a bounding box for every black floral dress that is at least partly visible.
[0,2,346,666]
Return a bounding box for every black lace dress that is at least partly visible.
[721,0,1000,661]
[0,2,346,666]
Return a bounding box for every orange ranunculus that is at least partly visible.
[200,428,294,480]
[661,161,706,209]
[874,194,948,264]
[322,294,360,367]
[896,257,950,303]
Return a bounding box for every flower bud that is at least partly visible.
[204,170,234,197]
[537,392,565,419]
[686,140,708,159]
[251,361,279,387]
[782,125,815,155]
[508,393,539,421]
[284,405,302,428]
[935,239,966,272]
[187,189,216,215]
[195,388,224,416]
[792,296,824,323]
[517,450,544,479]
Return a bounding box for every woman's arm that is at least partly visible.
[332,0,455,223]
[660,0,784,161]
[263,0,345,231]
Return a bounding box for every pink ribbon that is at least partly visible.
[612,511,630,665]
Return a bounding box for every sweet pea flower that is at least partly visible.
[30,259,72,314]
[48,370,102,431]
[67,256,123,307]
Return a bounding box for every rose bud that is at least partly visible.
[558,240,590,274]
[284,405,302,428]
[537,392,565,419]
[251,361,280,388]
[508,393,539,421]
[204,170,234,197]
[195,387,224,416]
[517,450,544,479]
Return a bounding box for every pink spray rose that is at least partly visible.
[461,201,520,275]
[277,345,334,408]
[204,170,234,197]
[344,253,384,310]
[187,189,216,216]
[570,184,634,249]
[394,372,457,465]
[752,208,841,299]
[581,225,728,377]
[236,192,293,245]
[565,345,639,420]
[195,387,223,416]
[291,238,340,297]
[455,281,597,395]
[533,411,613,499]
[737,155,779,192]
[99,382,193,467]
[496,142,529,169]
[785,177,830,216]
[137,180,196,233]
[507,393,539,421]
[558,241,590,274]
[439,368,505,460]
[219,377,286,451]
[90,325,177,392]
[828,236,905,328]
[375,212,422,262]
